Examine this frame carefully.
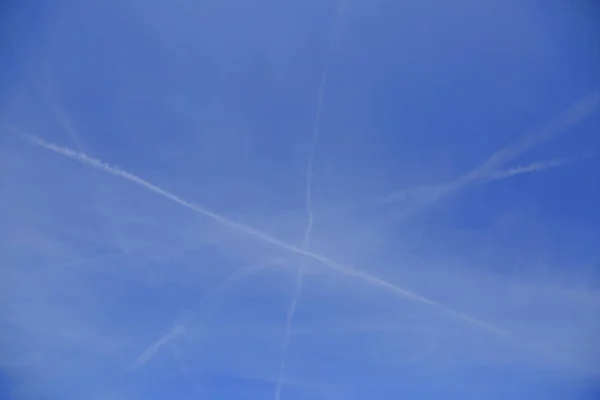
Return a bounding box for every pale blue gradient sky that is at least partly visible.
[1,1,600,399]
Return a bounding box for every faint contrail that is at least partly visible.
[473,92,598,173]
[375,157,574,206]
[487,158,571,180]
[301,0,346,247]
[21,134,507,333]
[301,71,327,248]
[26,64,86,150]
[127,324,186,371]
[42,86,84,149]
[274,268,304,400]
[373,91,599,207]
[274,6,338,397]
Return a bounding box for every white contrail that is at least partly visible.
[301,71,328,248]
[274,4,347,397]
[27,66,86,150]
[373,91,599,207]
[127,324,186,371]
[472,92,598,174]
[487,158,570,180]
[376,157,573,206]
[274,1,348,396]
[274,268,304,400]
[20,134,510,334]
[300,0,347,248]
[43,88,84,149]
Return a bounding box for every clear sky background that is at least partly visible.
[1,1,599,399]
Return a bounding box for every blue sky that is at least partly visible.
[1,0,599,399]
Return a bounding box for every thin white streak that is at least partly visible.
[487,158,570,180]
[274,4,345,397]
[27,65,85,150]
[301,0,345,248]
[374,92,599,206]
[274,52,326,400]
[127,324,186,371]
[301,71,327,248]
[474,93,598,174]
[42,88,84,149]
[274,269,304,400]
[377,157,573,205]
[20,133,574,365]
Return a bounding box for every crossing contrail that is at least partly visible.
[20,133,570,367]
[274,2,350,397]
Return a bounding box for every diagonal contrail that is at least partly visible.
[126,324,186,372]
[372,91,599,208]
[17,133,509,332]
[486,158,572,180]
[375,157,575,206]
[301,70,328,249]
[19,132,577,367]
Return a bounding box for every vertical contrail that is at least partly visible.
[273,71,326,400]
[472,92,598,175]
[274,267,304,400]
[486,158,571,180]
[274,3,346,399]
[300,71,327,248]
